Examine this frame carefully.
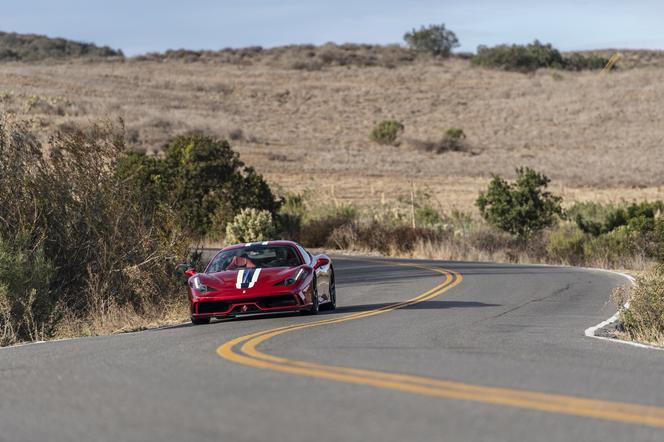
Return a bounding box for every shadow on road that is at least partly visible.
[154,299,501,331]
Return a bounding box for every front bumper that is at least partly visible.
[191,292,305,318]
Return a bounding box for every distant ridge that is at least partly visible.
[0,31,123,61]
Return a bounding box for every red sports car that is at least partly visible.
[185,240,335,325]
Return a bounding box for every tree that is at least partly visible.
[476,167,563,239]
[117,132,279,237]
[404,24,459,57]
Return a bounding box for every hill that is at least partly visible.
[0,31,123,61]
[1,44,663,213]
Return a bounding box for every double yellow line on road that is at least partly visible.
[217,261,664,428]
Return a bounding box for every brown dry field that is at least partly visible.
[1,56,663,213]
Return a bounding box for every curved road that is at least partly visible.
[2,257,664,441]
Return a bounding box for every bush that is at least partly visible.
[117,132,279,237]
[0,233,55,345]
[572,201,664,237]
[329,221,445,254]
[0,31,123,61]
[415,206,444,228]
[404,24,459,57]
[656,218,664,262]
[225,208,275,244]
[613,264,664,344]
[299,205,358,247]
[275,192,307,241]
[472,40,609,73]
[439,128,466,152]
[0,117,189,345]
[546,226,587,266]
[476,167,563,239]
[564,53,610,71]
[411,128,467,154]
[371,120,404,146]
[583,226,640,268]
[569,201,664,264]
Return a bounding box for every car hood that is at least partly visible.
[200,266,305,292]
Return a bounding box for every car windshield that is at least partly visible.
[206,245,302,273]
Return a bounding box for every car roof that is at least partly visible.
[221,240,300,251]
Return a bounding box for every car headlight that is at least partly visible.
[190,276,209,293]
[276,268,306,287]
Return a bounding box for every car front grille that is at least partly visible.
[197,301,230,314]
[260,295,298,308]
[197,294,299,315]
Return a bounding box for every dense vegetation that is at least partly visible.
[118,133,278,238]
[472,40,610,72]
[0,31,123,61]
[0,119,277,346]
[0,118,184,345]
[136,43,418,69]
[0,28,621,74]
[614,264,664,345]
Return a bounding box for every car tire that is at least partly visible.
[320,269,336,311]
[191,316,211,325]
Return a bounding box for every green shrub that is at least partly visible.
[0,233,55,345]
[415,206,444,228]
[403,24,459,57]
[476,167,563,239]
[583,226,639,268]
[574,201,664,237]
[568,201,620,236]
[613,264,664,344]
[546,226,587,266]
[117,132,279,237]
[656,218,664,262]
[564,53,610,71]
[570,200,664,263]
[276,192,308,241]
[225,208,275,244]
[0,31,123,61]
[0,118,189,345]
[472,40,609,72]
[371,120,404,146]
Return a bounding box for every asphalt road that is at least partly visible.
[2,257,664,442]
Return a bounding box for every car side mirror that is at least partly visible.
[314,256,329,269]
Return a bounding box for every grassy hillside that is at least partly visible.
[1,45,663,214]
[0,31,123,61]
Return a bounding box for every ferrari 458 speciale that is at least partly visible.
[184,240,335,324]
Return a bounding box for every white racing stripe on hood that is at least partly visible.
[236,269,244,289]
[248,268,261,288]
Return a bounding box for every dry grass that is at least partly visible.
[613,264,664,346]
[54,298,189,339]
[1,52,664,213]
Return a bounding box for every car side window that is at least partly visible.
[296,245,311,265]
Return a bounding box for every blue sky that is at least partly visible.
[3,1,664,55]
